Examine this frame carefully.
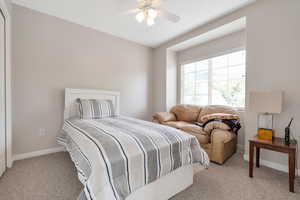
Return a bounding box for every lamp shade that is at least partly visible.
[249,91,283,114]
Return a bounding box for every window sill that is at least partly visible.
[235,107,245,112]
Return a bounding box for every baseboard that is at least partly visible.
[237,144,244,153]
[243,154,300,175]
[13,146,66,162]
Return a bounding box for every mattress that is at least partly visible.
[58,116,209,200]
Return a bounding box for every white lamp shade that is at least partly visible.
[249,91,283,114]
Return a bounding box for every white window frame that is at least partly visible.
[179,48,246,110]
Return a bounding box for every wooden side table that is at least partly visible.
[249,136,297,192]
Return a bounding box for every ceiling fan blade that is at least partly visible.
[159,9,180,23]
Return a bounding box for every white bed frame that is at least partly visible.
[64,88,203,200]
[64,88,120,119]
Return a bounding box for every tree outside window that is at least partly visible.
[181,50,246,108]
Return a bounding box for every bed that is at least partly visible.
[58,88,209,200]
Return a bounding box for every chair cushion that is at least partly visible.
[163,121,191,129]
[198,105,238,122]
[186,131,210,144]
[170,104,202,122]
[163,121,210,144]
[153,112,176,123]
[180,124,207,135]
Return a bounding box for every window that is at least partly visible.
[181,50,246,108]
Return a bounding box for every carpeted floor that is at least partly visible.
[0,152,299,200]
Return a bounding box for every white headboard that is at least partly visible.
[64,88,120,119]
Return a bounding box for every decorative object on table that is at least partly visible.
[249,91,283,141]
[257,128,273,141]
[285,117,294,145]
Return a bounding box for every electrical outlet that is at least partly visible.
[38,128,46,136]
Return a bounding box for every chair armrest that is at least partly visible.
[211,129,235,144]
[210,129,237,164]
[153,112,176,123]
[203,121,231,133]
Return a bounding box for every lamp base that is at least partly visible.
[257,128,273,141]
[258,113,273,130]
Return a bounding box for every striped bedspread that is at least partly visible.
[58,116,209,200]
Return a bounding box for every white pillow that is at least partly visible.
[77,99,115,119]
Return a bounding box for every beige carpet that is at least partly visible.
[0,152,299,200]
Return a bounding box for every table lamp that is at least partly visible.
[249,91,283,141]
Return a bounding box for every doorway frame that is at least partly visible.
[0,0,12,168]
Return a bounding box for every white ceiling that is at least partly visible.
[12,0,255,47]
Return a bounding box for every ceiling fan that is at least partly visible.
[123,0,181,26]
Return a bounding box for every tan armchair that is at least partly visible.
[153,104,239,164]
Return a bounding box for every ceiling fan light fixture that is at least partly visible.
[128,0,181,26]
[147,8,158,19]
[136,11,145,23]
[147,17,155,26]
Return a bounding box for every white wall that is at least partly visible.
[153,0,300,170]
[166,50,177,110]
[244,0,300,170]
[153,47,167,112]
[12,5,153,155]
